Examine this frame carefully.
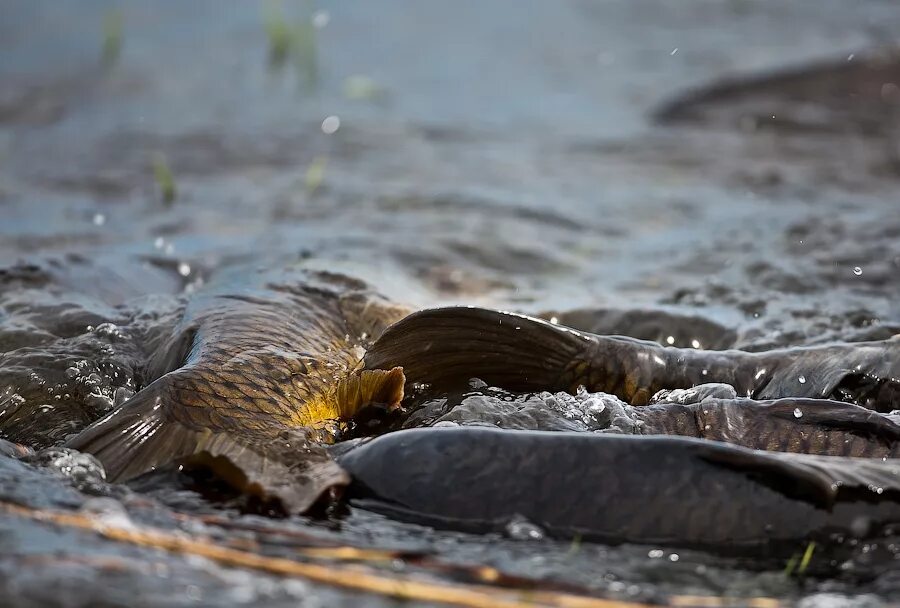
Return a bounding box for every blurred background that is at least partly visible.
[2,0,898,328]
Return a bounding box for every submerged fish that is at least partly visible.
[364,307,900,410]
[66,268,410,512]
[336,427,900,550]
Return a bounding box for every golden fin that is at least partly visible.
[294,366,406,426]
[334,367,406,419]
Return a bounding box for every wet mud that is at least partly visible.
[3,1,900,606]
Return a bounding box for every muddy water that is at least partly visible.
[2,1,900,606]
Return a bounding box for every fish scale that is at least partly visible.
[66,267,409,513]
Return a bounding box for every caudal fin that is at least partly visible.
[362,307,590,394]
[65,379,202,482]
[65,378,349,513]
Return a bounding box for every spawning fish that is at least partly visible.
[66,267,410,512]
[336,426,900,550]
[364,307,900,410]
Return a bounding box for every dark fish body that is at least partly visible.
[634,397,900,458]
[66,268,409,511]
[364,307,900,411]
[337,427,900,550]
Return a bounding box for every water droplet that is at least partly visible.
[847,53,855,61]
[92,213,106,226]
[669,553,679,562]
[793,407,803,418]
[177,262,191,277]
[154,237,165,249]
[690,339,700,349]
[321,115,341,134]
[648,549,664,558]
[670,48,678,56]
[853,266,862,276]
[798,375,806,384]
[666,336,675,345]
[549,316,559,325]
[312,10,330,28]
[505,515,545,540]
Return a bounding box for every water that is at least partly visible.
[2,1,900,606]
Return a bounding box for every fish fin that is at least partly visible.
[698,442,900,506]
[66,379,349,512]
[186,430,349,514]
[334,367,406,419]
[764,398,900,443]
[766,451,900,502]
[65,379,206,482]
[695,442,838,506]
[363,307,590,393]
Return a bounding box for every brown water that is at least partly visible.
[2,1,900,606]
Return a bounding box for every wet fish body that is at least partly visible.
[336,427,900,550]
[65,268,409,511]
[364,307,900,411]
[634,397,900,458]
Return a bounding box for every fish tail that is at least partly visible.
[66,377,349,513]
[64,378,199,483]
[362,307,591,394]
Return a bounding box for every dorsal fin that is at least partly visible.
[363,307,589,393]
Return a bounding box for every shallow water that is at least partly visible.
[2,1,900,606]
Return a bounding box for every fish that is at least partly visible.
[363,307,900,410]
[634,396,900,458]
[411,383,900,458]
[66,267,411,513]
[335,426,900,550]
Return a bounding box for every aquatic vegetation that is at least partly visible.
[264,8,293,67]
[263,1,318,87]
[783,542,816,577]
[151,152,176,205]
[343,75,384,101]
[304,155,327,195]
[101,9,123,68]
